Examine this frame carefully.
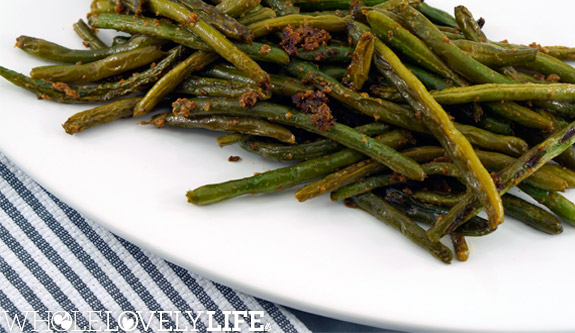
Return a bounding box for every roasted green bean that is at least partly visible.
[174,98,427,180]
[353,192,453,264]
[73,19,107,50]
[147,113,296,143]
[30,45,165,83]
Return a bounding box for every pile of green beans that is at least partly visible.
[2,0,575,264]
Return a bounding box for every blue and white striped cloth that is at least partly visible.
[0,152,312,333]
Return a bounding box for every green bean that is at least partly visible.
[216,0,261,18]
[519,183,575,226]
[465,112,514,136]
[417,149,568,192]
[427,119,575,241]
[431,83,575,105]
[330,174,399,201]
[63,97,142,134]
[475,150,568,192]
[287,59,427,131]
[368,28,505,227]
[366,11,465,86]
[292,0,363,10]
[144,0,271,90]
[330,147,450,201]
[537,100,575,119]
[494,40,575,84]
[296,46,353,63]
[73,19,107,50]
[287,60,529,156]
[382,188,495,237]
[16,35,163,64]
[520,51,575,84]
[134,51,218,117]
[93,13,285,64]
[413,191,464,208]
[536,110,575,171]
[175,98,427,180]
[89,13,210,51]
[373,0,421,11]
[246,15,349,38]
[416,2,458,28]
[353,192,453,264]
[188,129,408,205]
[147,113,296,143]
[319,65,347,81]
[240,138,341,161]
[236,43,290,64]
[369,85,403,102]
[542,164,575,187]
[492,102,554,131]
[263,0,299,16]
[201,65,310,96]
[177,76,264,98]
[342,32,375,90]
[454,5,486,42]
[30,45,165,83]
[450,234,469,262]
[405,64,451,90]
[398,6,515,85]
[325,160,465,203]
[178,0,254,42]
[0,46,180,103]
[296,160,384,202]
[240,122,394,162]
[502,194,563,235]
[442,30,467,41]
[237,7,277,25]
[90,0,116,15]
[452,40,539,68]
[217,133,248,147]
[535,45,575,61]
[412,189,563,235]
[303,10,350,17]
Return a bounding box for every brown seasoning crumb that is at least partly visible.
[51,82,80,99]
[280,25,332,55]
[172,98,196,117]
[259,44,272,55]
[239,90,260,109]
[228,156,241,162]
[292,90,335,131]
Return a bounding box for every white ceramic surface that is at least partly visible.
[1,1,574,331]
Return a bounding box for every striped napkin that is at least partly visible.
[0,152,312,333]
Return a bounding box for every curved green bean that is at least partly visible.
[502,194,563,235]
[16,35,163,64]
[188,129,409,205]
[178,0,254,42]
[428,119,575,242]
[147,113,296,143]
[353,192,453,264]
[247,15,348,38]
[30,45,165,83]
[73,19,107,50]
[175,98,427,180]
[519,183,575,226]
[134,51,218,117]
[63,97,142,134]
[144,0,271,90]
[240,122,393,162]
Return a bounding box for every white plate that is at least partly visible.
[1,1,574,331]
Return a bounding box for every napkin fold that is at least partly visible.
[0,152,311,333]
